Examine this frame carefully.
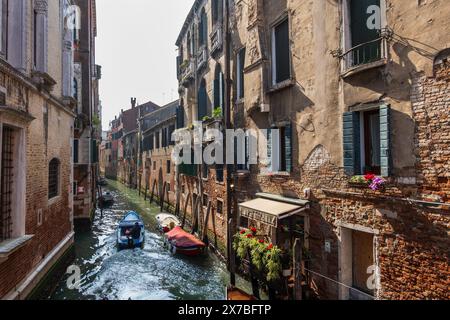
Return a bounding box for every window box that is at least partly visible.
[349,175,387,191]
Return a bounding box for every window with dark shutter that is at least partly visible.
[342,104,391,177]
[273,19,291,84]
[349,0,381,66]
[199,9,208,47]
[48,158,60,199]
[0,0,8,57]
[198,79,208,120]
[237,48,246,99]
[73,139,79,164]
[169,125,176,145]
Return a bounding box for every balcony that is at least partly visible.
[339,29,391,78]
[197,46,208,71]
[180,59,194,87]
[210,26,223,56]
[203,117,223,143]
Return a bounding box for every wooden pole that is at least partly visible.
[293,238,303,300]
[150,179,157,204]
[191,194,200,234]
[182,193,190,229]
[160,182,166,212]
[144,179,148,201]
[228,219,236,286]
[202,200,212,244]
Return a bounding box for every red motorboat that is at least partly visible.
[165,227,206,257]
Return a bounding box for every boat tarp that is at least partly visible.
[166,227,205,248]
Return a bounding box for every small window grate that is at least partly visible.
[1,126,14,241]
[48,158,60,199]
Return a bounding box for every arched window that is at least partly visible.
[48,158,60,199]
[186,31,192,58]
[198,79,208,120]
[212,0,223,25]
[213,64,225,115]
[198,8,208,47]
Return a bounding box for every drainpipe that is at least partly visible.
[224,0,236,286]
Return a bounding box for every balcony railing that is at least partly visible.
[180,59,195,86]
[197,46,208,71]
[340,29,391,73]
[210,26,223,56]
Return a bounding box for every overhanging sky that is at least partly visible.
[96,0,193,129]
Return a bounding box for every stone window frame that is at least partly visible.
[0,119,30,259]
[337,222,380,300]
[48,157,61,201]
[269,11,294,90]
[0,0,8,58]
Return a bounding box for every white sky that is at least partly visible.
[96,0,193,129]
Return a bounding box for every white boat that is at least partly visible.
[156,213,181,233]
[100,191,114,204]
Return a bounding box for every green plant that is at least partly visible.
[233,228,283,282]
[213,107,223,119]
[350,175,367,184]
[202,115,212,122]
[180,59,190,70]
[92,114,101,128]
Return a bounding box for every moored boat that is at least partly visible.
[165,227,205,256]
[156,213,181,233]
[100,191,114,205]
[117,211,145,250]
[226,286,257,301]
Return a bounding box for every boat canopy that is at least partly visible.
[167,227,205,248]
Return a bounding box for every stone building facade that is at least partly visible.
[0,0,76,299]
[140,101,178,207]
[175,0,450,299]
[227,0,450,300]
[72,0,101,228]
[175,0,230,252]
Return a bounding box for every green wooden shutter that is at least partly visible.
[267,129,272,172]
[213,78,220,110]
[343,112,361,176]
[285,124,293,172]
[379,104,392,177]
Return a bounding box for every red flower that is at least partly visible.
[267,244,274,250]
[246,234,254,239]
[240,230,246,235]
[364,173,376,181]
[250,227,257,234]
[259,239,265,244]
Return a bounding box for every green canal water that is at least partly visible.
[49,180,248,300]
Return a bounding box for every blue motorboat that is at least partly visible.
[117,211,145,250]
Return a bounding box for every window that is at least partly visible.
[267,125,293,173]
[203,193,209,207]
[212,0,222,25]
[1,126,14,241]
[167,183,171,192]
[216,200,223,215]
[0,0,8,57]
[216,164,224,182]
[198,8,208,47]
[343,105,391,177]
[176,105,185,129]
[33,9,38,68]
[202,163,208,179]
[73,139,79,164]
[214,64,225,114]
[344,0,382,68]
[236,48,246,99]
[169,125,176,146]
[153,161,156,171]
[155,131,160,149]
[198,79,208,120]
[272,18,291,84]
[48,158,60,199]
[167,160,171,174]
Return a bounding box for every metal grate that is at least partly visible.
[48,158,60,199]
[1,126,14,241]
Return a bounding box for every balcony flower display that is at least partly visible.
[233,228,282,282]
[350,173,386,191]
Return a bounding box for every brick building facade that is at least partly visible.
[0,0,76,299]
[173,0,449,300]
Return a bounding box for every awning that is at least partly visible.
[239,198,306,228]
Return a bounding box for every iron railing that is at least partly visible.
[1,126,14,241]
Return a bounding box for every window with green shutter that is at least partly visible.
[267,125,293,173]
[343,104,391,177]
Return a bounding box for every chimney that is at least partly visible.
[131,97,137,109]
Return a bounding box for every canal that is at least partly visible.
[49,180,237,300]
